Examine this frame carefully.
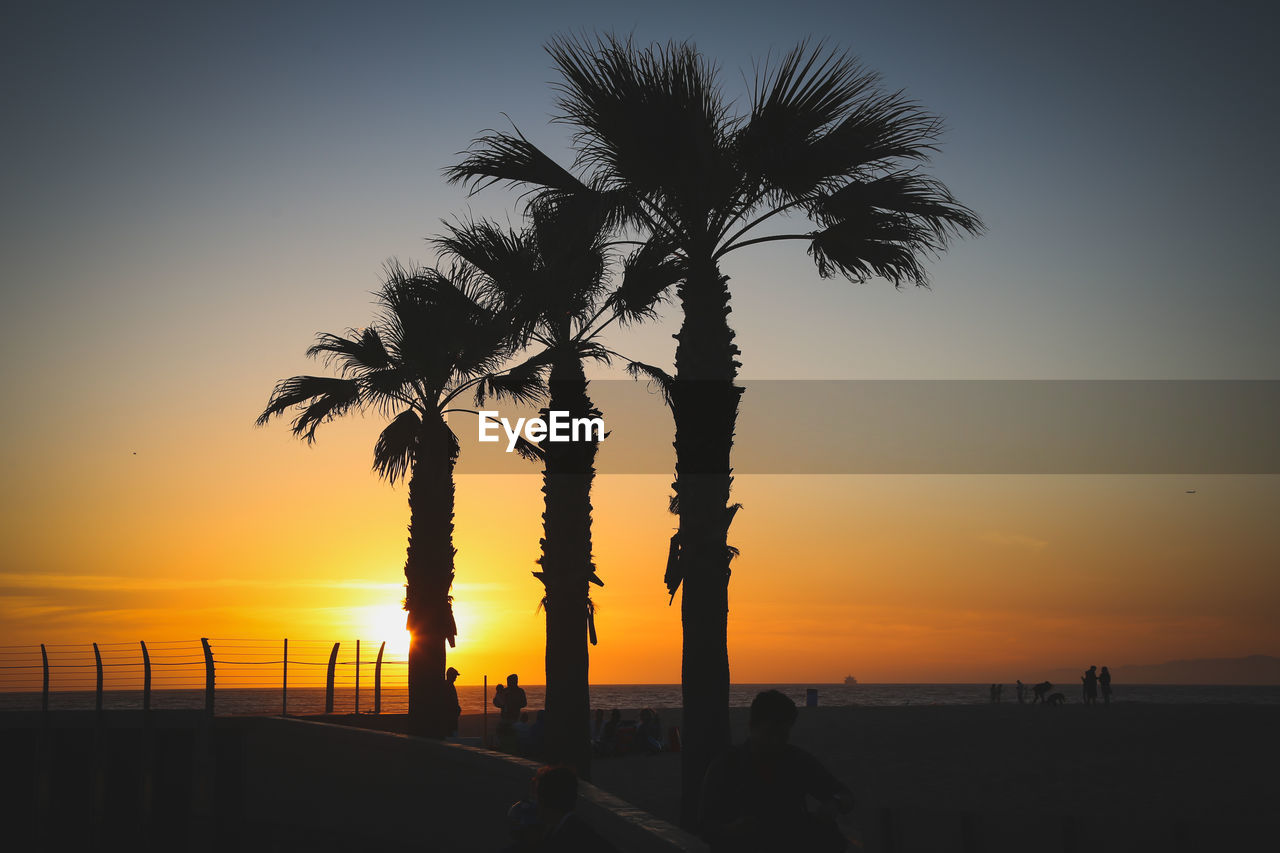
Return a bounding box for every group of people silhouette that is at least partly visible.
[1002,666,1114,705]
[503,690,853,852]
[590,707,666,757]
[490,674,670,760]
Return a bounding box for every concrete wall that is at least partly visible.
[226,716,705,852]
[0,711,705,852]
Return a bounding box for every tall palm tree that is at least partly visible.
[448,35,983,824]
[257,263,538,737]
[435,203,675,777]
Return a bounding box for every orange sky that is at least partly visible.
[2,385,1276,685]
[3,3,1280,690]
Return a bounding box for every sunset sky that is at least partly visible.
[2,1,1277,685]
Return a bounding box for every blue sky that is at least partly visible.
[3,0,1277,397]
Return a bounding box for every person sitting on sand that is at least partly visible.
[596,709,622,757]
[639,708,663,754]
[535,764,619,852]
[515,711,534,752]
[591,708,606,743]
[700,689,854,853]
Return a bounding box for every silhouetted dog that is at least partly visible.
[1046,692,1066,706]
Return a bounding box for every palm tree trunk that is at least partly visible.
[539,354,599,779]
[405,414,459,738]
[671,258,742,829]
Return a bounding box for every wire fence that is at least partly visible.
[0,638,412,715]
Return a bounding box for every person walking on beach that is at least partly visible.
[1015,679,1026,704]
[1082,666,1099,705]
[1099,666,1113,705]
[1032,681,1052,703]
[700,690,854,852]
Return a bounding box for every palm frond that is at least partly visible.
[808,213,941,286]
[372,409,420,484]
[735,41,948,206]
[474,353,551,406]
[306,326,392,375]
[256,375,363,443]
[511,434,545,463]
[737,42,880,197]
[445,124,589,205]
[435,219,539,310]
[624,360,674,407]
[547,32,737,222]
[814,171,984,244]
[609,240,683,325]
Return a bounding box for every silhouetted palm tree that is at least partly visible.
[436,203,674,777]
[449,35,983,823]
[257,263,538,737]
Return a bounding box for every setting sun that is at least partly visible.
[357,603,411,658]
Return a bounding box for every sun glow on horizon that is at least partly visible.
[356,603,411,658]
[354,598,485,661]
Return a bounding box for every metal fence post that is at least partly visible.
[40,643,49,713]
[93,642,103,713]
[140,640,152,712]
[374,641,385,715]
[282,638,288,716]
[324,642,339,714]
[200,638,214,715]
[355,639,360,714]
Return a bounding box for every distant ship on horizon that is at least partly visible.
[844,675,858,685]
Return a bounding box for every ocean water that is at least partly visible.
[3,683,1278,715]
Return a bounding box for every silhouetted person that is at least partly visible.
[1082,666,1098,705]
[495,675,528,752]
[639,708,663,754]
[531,709,547,754]
[597,709,621,756]
[701,690,853,852]
[499,674,528,722]
[535,765,619,852]
[1099,666,1112,705]
[513,711,536,755]
[1032,681,1052,703]
[1015,679,1026,704]
[442,666,461,735]
[591,708,606,744]
[504,797,541,852]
